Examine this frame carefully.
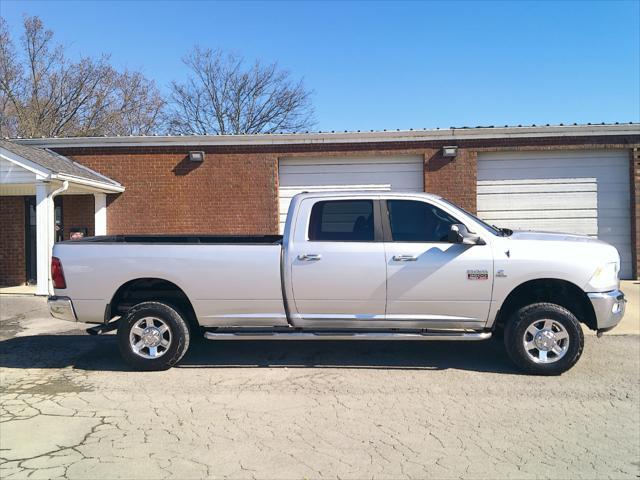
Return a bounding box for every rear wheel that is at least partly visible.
[504,302,583,375]
[117,301,190,371]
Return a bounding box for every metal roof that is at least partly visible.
[8,122,639,149]
[0,139,121,187]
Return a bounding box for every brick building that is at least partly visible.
[1,123,639,293]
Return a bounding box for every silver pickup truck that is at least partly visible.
[49,192,626,374]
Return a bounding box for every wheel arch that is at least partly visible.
[108,277,199,331]
[494,278,597,332]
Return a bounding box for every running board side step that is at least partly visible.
[204,331,492,341]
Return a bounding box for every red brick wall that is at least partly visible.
[53,135,639,276]
[632,148,639,278]
[425,148,477,213]
[61,195,95,240]
[0,197,25,286]
[57,150,279,235]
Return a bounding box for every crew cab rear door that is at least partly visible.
[286,197,387,327]
[382,198,493,329]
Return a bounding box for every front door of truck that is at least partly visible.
[382,199,493,329]
[288,198,387,327]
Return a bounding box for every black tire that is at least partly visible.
[504,302,584,375]
[117,301,190,371]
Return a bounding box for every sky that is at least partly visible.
[1,0,639,132]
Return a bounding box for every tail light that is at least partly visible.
[51,256,67,289]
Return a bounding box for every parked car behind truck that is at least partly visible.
[48,192,626,374]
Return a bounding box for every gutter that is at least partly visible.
[53,173,125,193]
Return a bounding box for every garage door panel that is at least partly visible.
[478,181,597,194]
[478,151,628,167]
[477,150,632,279]
[478,182,628,197]
[597,225,632,238]
[480,217,631,236]
[278,156,424,233]
[279,184,391,224]
[605,238,633,248]
[479,191,597,210]
[479,159,625,170]
[279,184,393,201]
[280,163,422,175]
[479,177,594,184]
[478,174,629,186]
[279,172,420,189]
[280,156,424,166]
[479,150,624,159]
[479,168,627,183]
[479,157,629,180]
[480,195,629,211]
[281,185,420,194]
[480,208,630,222]
[593,195,632,209]
[482,218,598,236]
[479,209,596,220]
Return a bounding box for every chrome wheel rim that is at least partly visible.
[130,317,172,359]
[523,319,570,364]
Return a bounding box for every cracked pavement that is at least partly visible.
[1,295,639,479]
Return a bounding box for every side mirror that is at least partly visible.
[448,224,485,245]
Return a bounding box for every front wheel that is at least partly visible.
[504,303,584,375]
[117,301,190,371]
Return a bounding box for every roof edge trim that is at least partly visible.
[10,124,640,149]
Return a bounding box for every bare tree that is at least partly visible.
[168,48,314,135]
[0,16,165,138]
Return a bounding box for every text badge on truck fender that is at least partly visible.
[467,269,489,280]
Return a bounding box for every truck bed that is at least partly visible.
[62,235,283,244]
[53,239,286,326]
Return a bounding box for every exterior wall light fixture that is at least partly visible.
[189,151,205,162]
[442,146,458,157]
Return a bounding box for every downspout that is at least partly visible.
[50,180,70,198]
[46,181,69,294]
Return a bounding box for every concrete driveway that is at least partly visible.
[615,280,640,334]
[0,283,639,479]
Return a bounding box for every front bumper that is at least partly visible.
[587,289,626,332]
[48,296,77,322]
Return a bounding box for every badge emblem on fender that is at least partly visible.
[467,269,488,280]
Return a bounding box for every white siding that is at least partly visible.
[278,155,424,232]
[477,150,632,279]
[0,157,37,184]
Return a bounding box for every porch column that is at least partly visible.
[94,193,107,236]
[35,182,51,296]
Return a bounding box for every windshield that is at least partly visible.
[438,198,505,236]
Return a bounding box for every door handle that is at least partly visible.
[298,253,322,261]
[392,254,418,262]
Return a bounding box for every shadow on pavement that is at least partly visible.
[0,333,521,374]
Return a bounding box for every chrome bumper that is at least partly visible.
[48,296,77,322]
[587,289,626,332]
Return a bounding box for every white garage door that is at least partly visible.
[278,155,424,232]
[477,150,632,279]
